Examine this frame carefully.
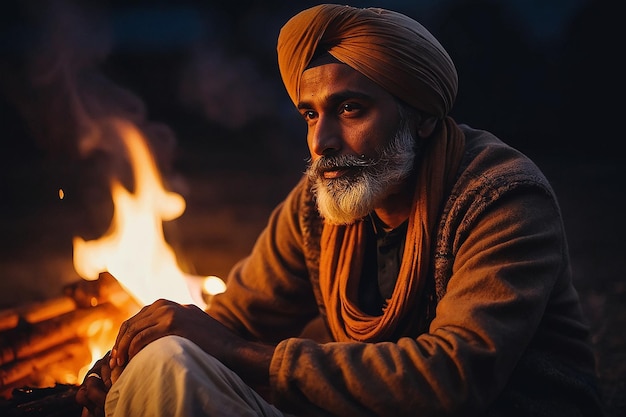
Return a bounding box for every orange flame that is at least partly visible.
[68,119,227,383]
[73,119,223,308]
[67,119,227,383]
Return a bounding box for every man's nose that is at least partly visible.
[309,115,341,157]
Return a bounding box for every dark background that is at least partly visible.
[0,0,624,414]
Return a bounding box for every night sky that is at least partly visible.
[2,0,621,157]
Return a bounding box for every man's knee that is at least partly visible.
[118,335,230,388]
[106,336,282,417]
[106,336,209,416]
[131,335,191,364]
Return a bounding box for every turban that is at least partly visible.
[277,4,458,117]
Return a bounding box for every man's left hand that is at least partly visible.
[76,351,117,417]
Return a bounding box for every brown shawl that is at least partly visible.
[277,4,466,342]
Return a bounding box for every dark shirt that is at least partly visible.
[358,213,408,315]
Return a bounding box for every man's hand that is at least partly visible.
[108,299,212,370]
[108,299,275,391]
[75,351,118,417]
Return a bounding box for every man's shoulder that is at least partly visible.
[457,124,550,189]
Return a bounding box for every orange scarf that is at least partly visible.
[319,118,465,342]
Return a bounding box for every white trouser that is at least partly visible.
[105,335,286,417]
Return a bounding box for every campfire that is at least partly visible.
[0,118,225,414]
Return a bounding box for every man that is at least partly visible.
[76,4,603,417]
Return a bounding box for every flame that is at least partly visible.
[76,318,114,382]
[73,119,223,308]
[204,275,227,295]
[64,119,227,387]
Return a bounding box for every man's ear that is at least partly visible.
[417,116,438,139]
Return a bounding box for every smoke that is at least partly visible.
[1,0,180,188]
[179,44,279,130]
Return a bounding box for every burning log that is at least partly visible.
[63,271,138,310]
[0,340,89,391]
[0,298,77,332]
[0,273,140,399]
[0,272,136,336]
[0,303,120,367]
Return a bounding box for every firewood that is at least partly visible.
[0,272,138,334]
[0,312,19,333]
[0,303,122,366]
[0,273,141,412]
[0,340,89,390]
[0,297,77,332]
[63,272,139,311]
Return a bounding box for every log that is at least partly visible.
[0,303,122,366]
[63,272,139,311]
[0,272,138,333]
[0,340,89,390]
[0,273,140,407]
[0,297,77,332]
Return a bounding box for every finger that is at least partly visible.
[111,303,153,357]
[110,364,124,385]
[82,359,104,385]
[113,311,161,368]
[127,322,165,360]
[76,384,89,407]
[85,373,106,392]
[76,377,106,417]
[100,361,113,390]
[110,319,131,367]
[108,348,117,370]
[86,383,107,411]
[84,376,107,410]
[110,304,150,368]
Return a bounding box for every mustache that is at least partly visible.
[306,154,372,177]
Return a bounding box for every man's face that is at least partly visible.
[298,63,416,225]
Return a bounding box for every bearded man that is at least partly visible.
[77,4,604,417]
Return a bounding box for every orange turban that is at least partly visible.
[277,4,458,118]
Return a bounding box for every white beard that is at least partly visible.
[306,119,417,225]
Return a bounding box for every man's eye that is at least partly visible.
[302,110,316,120]
[340,103,362,115]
